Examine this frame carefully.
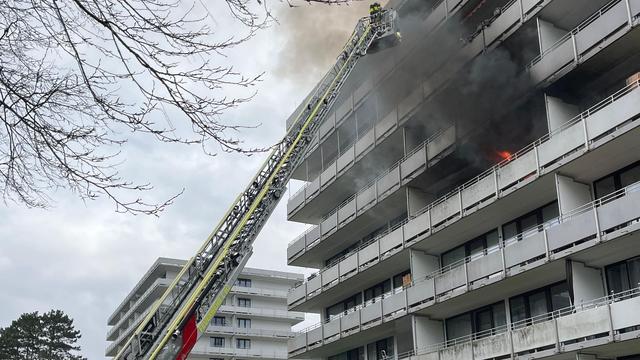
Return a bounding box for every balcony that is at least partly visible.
[231,286,288,299]
[205,325,294,339]
[528,0,640,86]
[401,287,640,360]
[218,305,305,322]
[106,277,171,341]
[191,345,288,359]
[287,73,640,269]
[288,180,640,356]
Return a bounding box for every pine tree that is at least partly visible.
[0,310,85,360]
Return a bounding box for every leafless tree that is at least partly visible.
[0,0,351,215]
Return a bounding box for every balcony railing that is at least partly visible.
[192,345,288,359]
[287,79,640,305]
[395,287,640,360]
[206,324,294,339]
[107,277,171,340]
[218,305,305,321]
[528,0,639,84]
[288,179,640,354]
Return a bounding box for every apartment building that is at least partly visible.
[285,1,640,360]
[106,258,305,359]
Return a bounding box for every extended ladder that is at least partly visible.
[114,9,398,360]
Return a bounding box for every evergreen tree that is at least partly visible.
[0,310,85,360]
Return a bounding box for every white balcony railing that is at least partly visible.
[288,179,640,354]
[395,286,640,360]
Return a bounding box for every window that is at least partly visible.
[364,279,391,302]
[237,298,251,307]
[237,278,252,287]
[210,337,225,348]
[445,302,505,340]
[509,281,571,327]
[236,338,251,349]
[594,161,640,199]
[326,293,362,320]
[329,347,365,360]
[366,337,393,360]
[502,202,559,241]
[392,270,411,289]
[441,230,499,267]
[212,316,226,326]
[605,256,640,294]
[237,318,251,328]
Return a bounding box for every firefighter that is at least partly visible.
[369,2,382,22]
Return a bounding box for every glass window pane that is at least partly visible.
[468,237,485,259]
[474,309,493,333]
[595,176,616,199]
[520,213,538,233]
[509,296,527,325]
[620,164,640,188]
[542,202,559,223]
[442,246,465,267]
[492,303,506,328]
[528,291,549,320]
[550,282,571,311]
[446,313,472,340]
[485,230,499,252]
[502,222,518,241]
[628,257,640,290]
[606,262,630,294]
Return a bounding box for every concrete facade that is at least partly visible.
[106,258,305,359]
[286,1,640,360]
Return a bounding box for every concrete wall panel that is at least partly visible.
[511,320,556,353]
[355,129,375,158]
[472,333,510,360]
[504,231,546,268]
[547,210,597,251]
[538,121,584,167]
[611,296,640,330]
[586,86,640,140]
[597,189,640,231]
[557,306,609,342]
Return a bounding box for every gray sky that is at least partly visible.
[0,1,372,358]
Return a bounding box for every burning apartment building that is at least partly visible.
[285,1,640,360]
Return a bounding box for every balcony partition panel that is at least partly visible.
[306,226,321,248]
[472,333,510,360]
[467,251,502,283]
[359,241,380,267]
[376,110,399,141]
[403,211,431,242]
[427,127,455,162]
[361,301,383,325]
[435,265,466,295]
[324,318,340,340]
[596,187,640,231]
[504,232,546,268]
[355,130,375,158]
[322,264,339,288]
[339,253,358,280]
[341,310,361,332]
[337,148,356,174]
[401,146,427,181]
[356,185,377,214]
[497,150,536,190]
[380,227,404,256]
[382,291,407,317]
[378,167,402,197]
[307,326,323,346]
[586,83,640,139]
[546,210,597,251]
[338,198,357,226]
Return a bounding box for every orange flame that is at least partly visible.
[497,150,512,161]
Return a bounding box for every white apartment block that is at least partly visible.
[285,1,640,360]
[106,258,305,359]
